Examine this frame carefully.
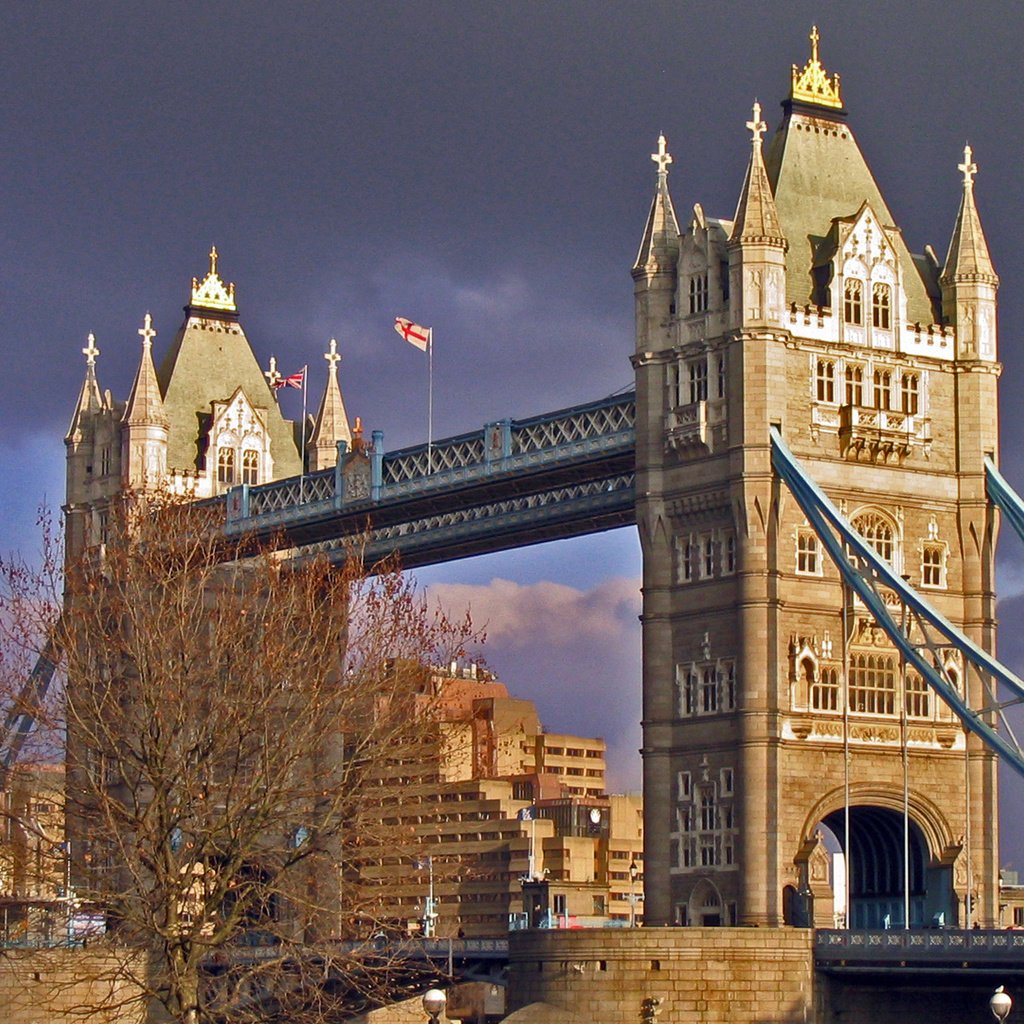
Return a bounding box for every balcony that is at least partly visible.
[666,399,727,454]
[838,404,930,463]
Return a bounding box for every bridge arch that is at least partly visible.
[796,784,960,928]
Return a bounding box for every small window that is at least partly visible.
[100,446,111,476]
[702,668,718,713]
[689,273,709,314]
[872,283,891,330]
[680,539,694,583]
[905,670,930,718]
[901,373,919,415]
[723,532,737,575]
[922,543,945,588]
[873,369,892,410]
[844,279,863,325]
[701,534,715,578]
[812,667,840,712]
[797,530,819,575]
[720,662,736,710]
[816,359,836,403]
[217,447,235,485]
[242,449,259,486]
[689,359,709,403]
[720,768,734,795]
[678,771,692,799]
[845,364,864,406]
[716,355,727,399]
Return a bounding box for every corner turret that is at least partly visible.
[728,101,787,329]
[941,144,999,361]
[633,134,680,354]
[121,313,169,488]
[309,338,353,471]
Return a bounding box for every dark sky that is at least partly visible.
[5,2,1024,860]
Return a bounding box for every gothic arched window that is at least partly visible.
[217,447,235,485]
[844,279,863,325]
[852,511,896,565]
[849,653,896,715]
[872,283,891,330]
[242,448,259,486]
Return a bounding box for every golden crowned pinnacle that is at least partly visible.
[790,25,843,110]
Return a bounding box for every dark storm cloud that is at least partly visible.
[4,2,1024,849]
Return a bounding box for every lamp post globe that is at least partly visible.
[990,986,1012,1023]
[423,988,447,1022]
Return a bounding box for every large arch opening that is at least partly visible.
[821,805,954,928]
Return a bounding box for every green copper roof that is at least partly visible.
[156,313,302,478]
[764,107,938,324]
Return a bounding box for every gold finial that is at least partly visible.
[746,100,767,147]
[790,25,843,110]
[959,142,978,189]
[264,355,282,389]
[82,332,99,368]
[138,312,156,351]
[651,133,672,179]
[325,338,341,372]
[190,245,237,312]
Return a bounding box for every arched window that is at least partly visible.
[816,360,835,403]
[845,363,864,406]
[850,653,896,715]
[852,511,896,565]
[217,447,235,485]
[844,279,863,325]
[242,449,259,486]
[872,283,891,329]
[901,373,919,415]
[873,368,892,410]
[905,670,930,718]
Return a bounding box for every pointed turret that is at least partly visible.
[65,333,104,443]
[121,313,169,487]
[941,145,999,362]
[730,102,785,247]
[309,338,353,471]
[633,134,680,356]
[633,133,681,278]
[728,101,788,328]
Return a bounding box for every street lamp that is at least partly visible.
[628,859,641,928]
[423,988,447,1023]
[990,986,1012,1022]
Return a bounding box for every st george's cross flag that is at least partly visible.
[394,317,431,352]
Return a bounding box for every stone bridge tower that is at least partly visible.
[632,30,1000,928]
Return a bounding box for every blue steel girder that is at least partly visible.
[771,428,1024,779]
[222,393,636,565]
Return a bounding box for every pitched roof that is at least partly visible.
[156,313,302,477]
[764,106,937,322]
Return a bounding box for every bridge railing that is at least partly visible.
[226,392,636,531]
[815,928,1024,966]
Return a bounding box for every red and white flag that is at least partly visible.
[394,317,431,352]
[272,368,305,390]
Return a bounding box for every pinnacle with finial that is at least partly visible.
[209,245,218,275]
[264,355,281,389]
[651,133,672,178]
[746,100,767,147]
[325,338,341,372]
[959,143,978,189]
[138,312,156,351]
[82,332,100,368]
[810,25,820,62]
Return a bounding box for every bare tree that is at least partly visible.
[0,495,478,1023]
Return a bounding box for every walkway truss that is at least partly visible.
[771,427,1024,779]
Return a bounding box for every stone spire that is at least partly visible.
[309,338,353,471]
[122,313,168,428]
[941,145,999,361]
[942,144,998,285]
[632,133,680,277]
[66,333,105,442]
[730,101,786,246]
[121,313,169,487]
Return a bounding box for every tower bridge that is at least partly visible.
[47,28,1024,1019]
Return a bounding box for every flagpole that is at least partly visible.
[427,329,433,475]
[300,364,308,501]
